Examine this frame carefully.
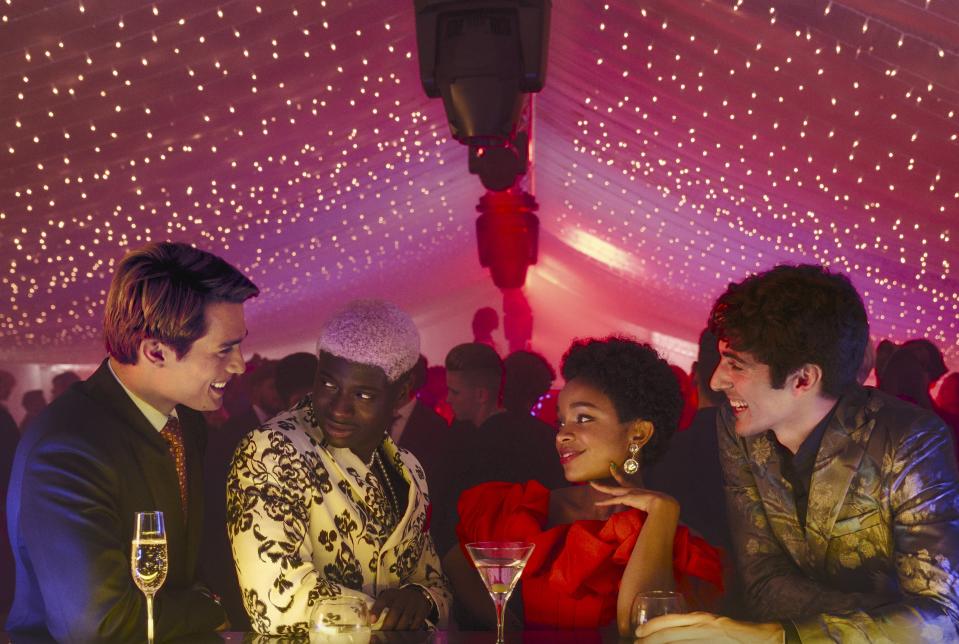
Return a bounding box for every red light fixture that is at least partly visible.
[475,189,539,289]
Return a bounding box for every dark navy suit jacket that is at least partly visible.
[5,360,225,642]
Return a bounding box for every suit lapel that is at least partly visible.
[804,388,874,568]
[747,431,812,569]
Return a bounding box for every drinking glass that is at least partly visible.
[631,590,686,629]
[131,511,168,644]
[310,595,372,644]
[465,541,535,644]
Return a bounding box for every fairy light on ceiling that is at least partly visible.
[0,0,957,366]
[539,0,957,360]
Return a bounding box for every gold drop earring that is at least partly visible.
[623,442,640,475]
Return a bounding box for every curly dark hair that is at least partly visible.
[560,337,683,466]
[708,264,868,398]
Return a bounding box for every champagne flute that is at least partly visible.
[631,590,686,630]
[465,541,535,644]
[132,511,168,644]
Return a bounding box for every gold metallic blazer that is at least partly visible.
[720,386,959,642]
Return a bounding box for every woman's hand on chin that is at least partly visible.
[590,462,680,518]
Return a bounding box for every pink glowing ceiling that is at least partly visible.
[1,0,957,368]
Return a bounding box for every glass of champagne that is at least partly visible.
[631,590,686,630]
[132,511,168,644]
[465,541,535,644]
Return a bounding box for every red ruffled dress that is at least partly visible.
[457,480,725,630]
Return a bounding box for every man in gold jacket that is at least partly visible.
[637,264,959,643]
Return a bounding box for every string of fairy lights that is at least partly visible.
[540,0,956,356]
[0,0,956,365]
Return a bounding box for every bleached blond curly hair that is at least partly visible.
[316,299,420,382]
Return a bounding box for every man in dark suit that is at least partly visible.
[6,242,258,642]
[390,356,457,554]
[444,343,566,511]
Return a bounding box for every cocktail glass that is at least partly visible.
[465,541,535,644]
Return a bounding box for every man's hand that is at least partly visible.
[636,612,784,643]
[370,587,432,630]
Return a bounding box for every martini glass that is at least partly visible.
[465,541,535,644]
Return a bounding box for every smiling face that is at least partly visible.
[153,301,248,412]
[710,340,798,437]
[556,378,644,483]
[312,352,408,461]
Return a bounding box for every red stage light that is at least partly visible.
[475,189,539,289]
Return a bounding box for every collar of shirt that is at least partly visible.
[791,401,837,473]
[107,359,177,432]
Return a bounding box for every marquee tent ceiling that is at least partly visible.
[1,0,957,369]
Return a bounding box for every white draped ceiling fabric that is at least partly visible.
[1,0,957,372]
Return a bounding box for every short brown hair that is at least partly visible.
[445,343,503,394]
[104,242,259,364]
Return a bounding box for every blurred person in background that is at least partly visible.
[471,306,501,355]
[938,372,959,418]
[502,349,555,416]
[445,343,566,494]
[390,356,456,554]
[669,365,698,432]
[936,372,959,441]
[18,390,47,433]
[877,339,947,411]
[274,351,318,408]
[420,364,453,424]
[50,371,80,400]
[645,329,734,567]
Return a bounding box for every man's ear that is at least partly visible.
[476,385,492,406]
[139,339,170,367]
[791,364,823,394]
[630,419,655,449]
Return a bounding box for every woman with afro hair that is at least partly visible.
[445,337,725,636]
